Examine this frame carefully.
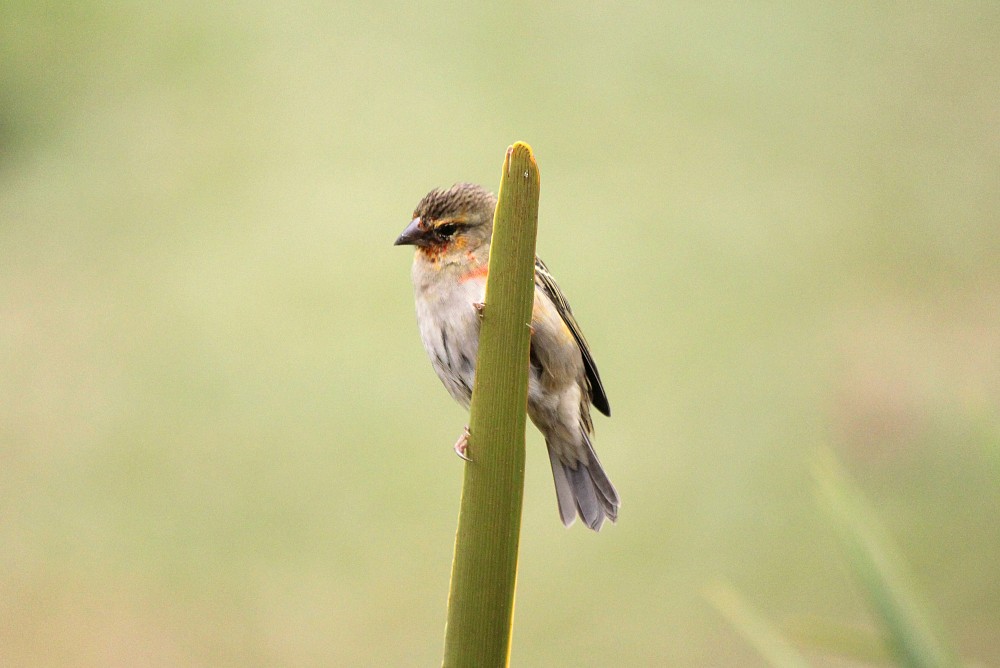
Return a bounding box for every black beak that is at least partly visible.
[394,217,432,247]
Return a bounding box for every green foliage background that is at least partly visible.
[2,3,997,665]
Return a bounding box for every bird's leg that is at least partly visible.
[454,426,472,461]
[473,302,485,319]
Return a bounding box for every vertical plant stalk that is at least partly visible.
[442,142,540,667]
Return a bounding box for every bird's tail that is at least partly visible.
[547,432,620,531]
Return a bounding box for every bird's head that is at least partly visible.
[394,183,497,261]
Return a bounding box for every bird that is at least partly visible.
[394,182,620,530]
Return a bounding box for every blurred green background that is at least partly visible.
[2,3,997,666]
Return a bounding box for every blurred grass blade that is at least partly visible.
[706,583,811,668]
[442,143,540,667]
[814,449,962,668]
[784,617,893,664]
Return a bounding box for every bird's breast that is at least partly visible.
[412,259,485,407]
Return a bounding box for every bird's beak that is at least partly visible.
[394,217,432,247]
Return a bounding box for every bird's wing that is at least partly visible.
[534,257,611,416]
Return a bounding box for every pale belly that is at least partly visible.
[413,273,484,408]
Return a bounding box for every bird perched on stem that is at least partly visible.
[395,182,620,531]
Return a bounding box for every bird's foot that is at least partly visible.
[473,302,485,319]
[454,426,472,461]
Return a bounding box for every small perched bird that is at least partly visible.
[395,182,620,530]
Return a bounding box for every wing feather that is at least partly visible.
[534,257,611,416]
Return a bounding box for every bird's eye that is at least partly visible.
[436,223,459,238]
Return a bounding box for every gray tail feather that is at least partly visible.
[546,434,620,531]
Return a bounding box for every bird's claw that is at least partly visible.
[473,302,485,319]
[454,426,472,461]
